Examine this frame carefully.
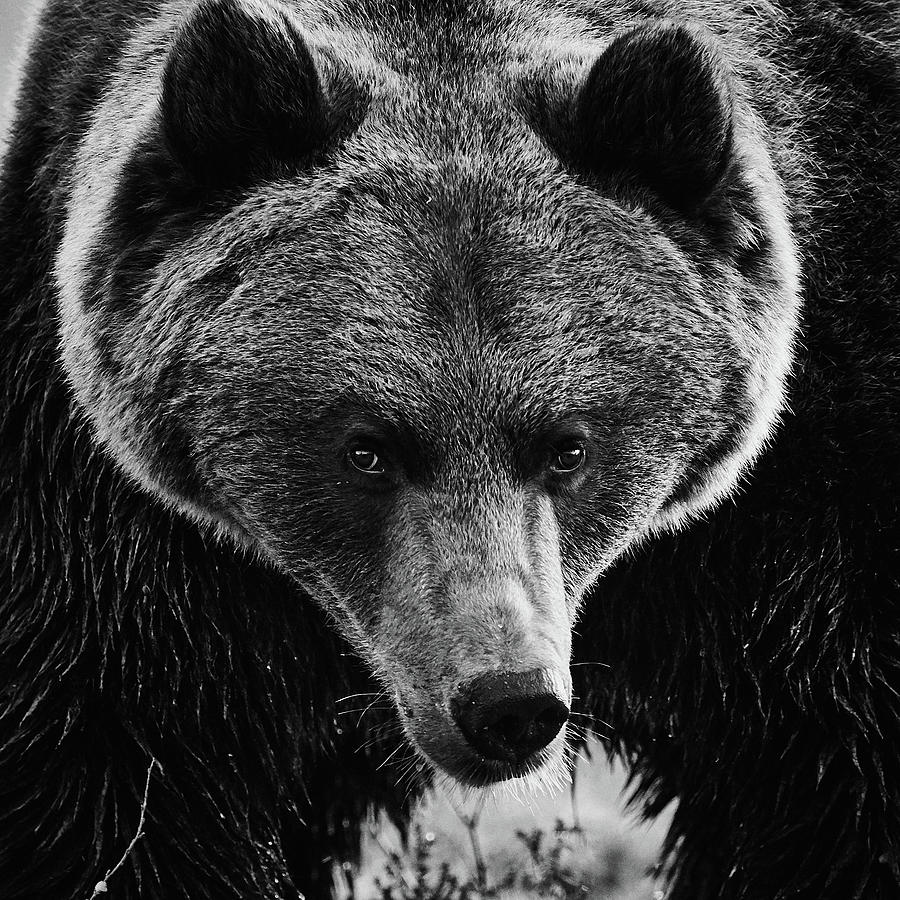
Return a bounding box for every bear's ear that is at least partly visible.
[161,0,325,186]
[573,22,734,212]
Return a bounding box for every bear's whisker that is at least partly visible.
[334,691,388,705]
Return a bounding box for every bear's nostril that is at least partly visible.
[451,669,569,764]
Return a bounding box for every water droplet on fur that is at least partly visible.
[95,883,108,894]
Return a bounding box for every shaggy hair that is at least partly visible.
[1,1,898,899]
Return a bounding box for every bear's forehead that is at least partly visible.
[301,0,544,73]
[235,164,695,353]
[199,153,710,407]
[237,139,676,289]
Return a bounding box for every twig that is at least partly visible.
[454,795,488,892]
[88,757,160,899]
[569,766,581,832]
[368,820,416,892]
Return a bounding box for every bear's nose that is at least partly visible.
[451,668,569,763]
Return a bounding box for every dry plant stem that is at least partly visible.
[456,796,488,892]
[88,758,160,899]
[569,768,581,832]
[369,821,416,892]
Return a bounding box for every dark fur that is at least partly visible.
[1,1,898,899]
[577,9,900,898]
[577,8,900,898]
[0,8,413,898]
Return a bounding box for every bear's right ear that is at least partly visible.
[568,22,734,213]
[161,0,325,186]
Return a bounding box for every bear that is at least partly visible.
[1,1,897,899]
[1,5,418,899]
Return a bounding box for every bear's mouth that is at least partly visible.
[394,667,572,788]
[438,736,569,788]
[402,721,573,793]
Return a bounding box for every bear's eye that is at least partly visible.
[549,443,586,474]
[348,446,386,475]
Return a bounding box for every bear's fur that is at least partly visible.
[1,1,898,899]
[0,7,414,899]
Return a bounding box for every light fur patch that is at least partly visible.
[53,0,343,542]
[649,120,803,534]
[0,0,45,155]
[55,2,190,507]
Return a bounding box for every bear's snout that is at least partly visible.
[450,668,569,763]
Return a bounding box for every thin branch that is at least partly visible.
[88,757,160,899]
[452,795,488,892]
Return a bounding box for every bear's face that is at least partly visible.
[56,0,800,785]
[179,169,735,781]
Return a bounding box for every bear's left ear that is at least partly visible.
[571,22,734,212]
[161,0,326,186]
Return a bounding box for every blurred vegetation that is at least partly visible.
[338,754,670,900]
[345,817,663,900]
[344,820,587,899]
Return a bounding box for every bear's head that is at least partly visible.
[56,0,799,786]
